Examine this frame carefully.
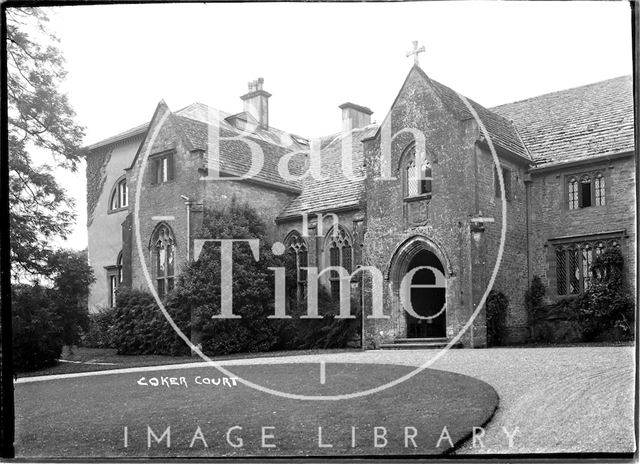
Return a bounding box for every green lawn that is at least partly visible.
[15,362,498,458]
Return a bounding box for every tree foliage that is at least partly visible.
[12,249,94,371]
[175,202,292,355]
[109,288,190,356]
[110,201,362,356]
[47,248,95,346]
[12,283,64,372]
[7,7,85,276]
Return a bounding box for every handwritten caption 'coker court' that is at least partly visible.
[137,376,239,388]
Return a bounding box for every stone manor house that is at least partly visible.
[84,63,635,348]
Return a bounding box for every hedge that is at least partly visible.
[110,288,191,356]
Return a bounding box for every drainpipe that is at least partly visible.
[180,195,192,261]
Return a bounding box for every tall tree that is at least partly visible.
[6,7,85,277]
[47,248,95,347]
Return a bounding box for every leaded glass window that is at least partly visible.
[286,232,308,299]
[595,173,605,206]
[568,177,579,210]
[568,172,606,209]
[404,145,432,198]
[327,227,353,300]
[153,224,175,298]
[554,236,622,295]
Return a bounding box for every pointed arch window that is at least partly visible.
[403,145,432,199]
[327,227,353,300]
[286,231,308,298]
[406,161,419,197]
[152,224,175,298]
[109,177,128,211]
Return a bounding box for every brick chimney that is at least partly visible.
[240,77,271,129]
[339,102,373,131]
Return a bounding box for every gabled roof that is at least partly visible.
[491,76,634,166]
[278,124,379,219]
[84,102,308,152]
[367,65,532,163]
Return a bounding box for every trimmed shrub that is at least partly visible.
[110,288,191,356]
[81,306,116,348]
[485,290,508,346]
[12,284,63,372]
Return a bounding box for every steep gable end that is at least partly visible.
[369,65,531,162]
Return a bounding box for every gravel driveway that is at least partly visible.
[199,346,636,454]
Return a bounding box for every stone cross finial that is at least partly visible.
[406,40,425,66]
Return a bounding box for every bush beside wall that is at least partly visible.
[486,290,509,347]
[527,248,634,344]
[81,306,116,349]
[108,202,361,357]
[110,288,191,356]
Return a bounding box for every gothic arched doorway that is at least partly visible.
[388,236,449,340]
[404,249,446,338]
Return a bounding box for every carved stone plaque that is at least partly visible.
[405,199,429,226]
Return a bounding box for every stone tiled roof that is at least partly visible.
[396,66,531,162]
[491,76,634,166]
[173,112,307,191]
[176,102,309,149]
[426,76,531,162]
[277,125,379,219]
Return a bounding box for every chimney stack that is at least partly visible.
[339,102,373,131]
[240,77,271,129]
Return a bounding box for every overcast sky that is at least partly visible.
[33,1,633,249]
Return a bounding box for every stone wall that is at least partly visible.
[127,106,197,294]
[475,144,530,343]
[528,154,636,298]
[125,103,299,299]
[361,68,480,347]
